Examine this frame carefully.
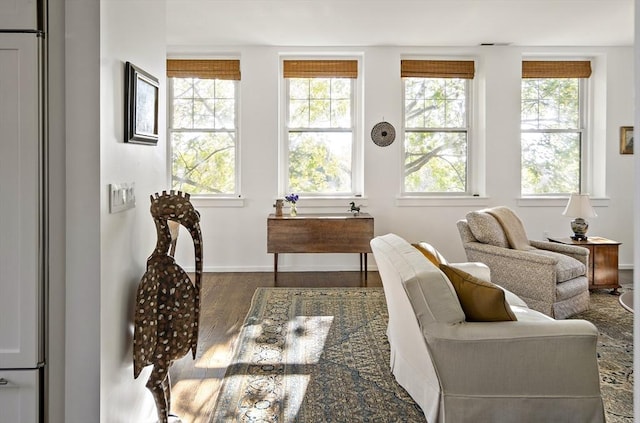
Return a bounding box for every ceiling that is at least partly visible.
[166,0,634,47]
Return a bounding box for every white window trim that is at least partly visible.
[278,56,364,200]
[519,55,604,202]
[398,59,482,203]
[166,71,243,205]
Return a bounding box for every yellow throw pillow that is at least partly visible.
[412,242,449,267]
[439,264,517,322]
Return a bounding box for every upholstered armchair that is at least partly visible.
[457,207,590,319]
[370,233,604,422]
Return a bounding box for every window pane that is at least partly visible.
[308,99,331,127]
[288,132,352,194]
[289,79,309,99]
[171,131,236,194]
[172,99,194,128]
[169,76,238,196]
[521,132,580,195]
[404,131,467,193]
[521,79,579,130]
[289,100,310,128]
[214,99,235,128]
[405,78,466,129]
[403,76,468,194]
[193,99,216,128]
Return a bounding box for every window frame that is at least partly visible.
[279,57,363,199]
[520,60,590,197]
[166,62,241,199]
[400,64,476,197]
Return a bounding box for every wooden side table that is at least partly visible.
[547,236,621,293]
[267,213,374,280]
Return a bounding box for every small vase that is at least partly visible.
[290,203,297,216]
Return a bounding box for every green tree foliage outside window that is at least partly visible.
[169,77,237,195]
[287,78,353,194]
[521,78,581,195]
[403,78,468,193]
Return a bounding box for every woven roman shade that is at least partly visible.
[283,60,358,78]
[166,59,241,80]
[522,61,592,78]
[401,60,475,79]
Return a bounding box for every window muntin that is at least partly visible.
[403,77,470,194]
[169,76,238,195]
[521,77,583,195]
[283,62,358,196]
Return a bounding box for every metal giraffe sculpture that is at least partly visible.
[133,190,203,423]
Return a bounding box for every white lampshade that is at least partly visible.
[562,193,597,218]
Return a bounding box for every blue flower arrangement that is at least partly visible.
[284,193,299,204]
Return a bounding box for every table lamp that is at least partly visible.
[562,193,597,240]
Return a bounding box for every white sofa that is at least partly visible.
[370,233,604,423]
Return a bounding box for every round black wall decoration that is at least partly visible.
[371,121,396,147]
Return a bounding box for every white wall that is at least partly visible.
[99,1,168,422]
[64,0,101,421]
[169,45,635,271]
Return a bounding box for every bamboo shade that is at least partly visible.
[401,60,475,79]
[283,60,358,78]
[166,59,241,80]
[522,61,592,78]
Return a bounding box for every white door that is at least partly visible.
[0,34,42,369]
[0,0,38,30]
[0,370,40,423]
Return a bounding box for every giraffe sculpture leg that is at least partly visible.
[146,363,170,423]
[133,191,203,423]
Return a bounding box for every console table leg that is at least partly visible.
[273,253,278,282]
[364,253,368,281]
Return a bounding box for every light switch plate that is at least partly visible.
[109,183,136,213]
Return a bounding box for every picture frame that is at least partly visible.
[620,126,633,154]
[125,61,159,145]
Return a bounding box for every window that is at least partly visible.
[282,59,359,196]
[167,59,240,195]
[521,60,591,196]
[402,60,474,194]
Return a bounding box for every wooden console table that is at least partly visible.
[267,213,374,280]
[548,236,621,293]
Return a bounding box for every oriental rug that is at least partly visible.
[210,287,633,422]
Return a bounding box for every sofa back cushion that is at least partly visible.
[466,210,510,248]
[371,234,465,326]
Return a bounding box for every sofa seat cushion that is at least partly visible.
[466,210,510,248]
[527,249,586,282]
[440,264,517,322]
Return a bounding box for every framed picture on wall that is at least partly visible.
[620,126,633,154]
[125,61,159,145]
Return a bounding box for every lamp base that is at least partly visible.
[570,218,589,241]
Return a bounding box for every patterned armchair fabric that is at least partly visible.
[457,208,590,319]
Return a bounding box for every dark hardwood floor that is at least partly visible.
[168,271,382,423]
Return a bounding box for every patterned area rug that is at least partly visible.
[210,287,633,422]
[571,289,634,423]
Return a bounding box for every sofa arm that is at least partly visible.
[425,320,601,396]
[531,240,589,265]
[464,241,558,265]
